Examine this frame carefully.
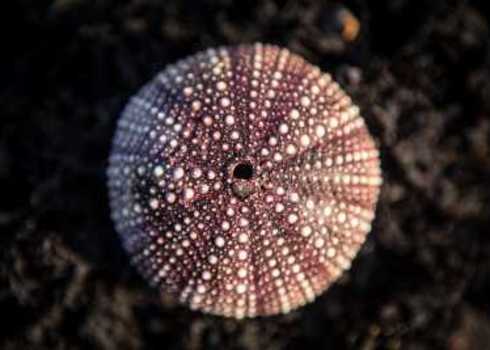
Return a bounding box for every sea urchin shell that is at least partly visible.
[107,43,382,318]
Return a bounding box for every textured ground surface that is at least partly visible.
[1,0,490,349]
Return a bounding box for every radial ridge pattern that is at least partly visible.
[107,43,382,318]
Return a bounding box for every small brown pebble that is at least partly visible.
[339,8,361,42]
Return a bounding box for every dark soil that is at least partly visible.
[2,1,490,349]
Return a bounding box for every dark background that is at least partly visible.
[1,0,490,349]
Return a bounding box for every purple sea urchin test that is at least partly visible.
[107,44,382,318]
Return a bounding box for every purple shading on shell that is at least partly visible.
[107,44,382,318]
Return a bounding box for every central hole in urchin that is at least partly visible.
[233,162,254,180]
